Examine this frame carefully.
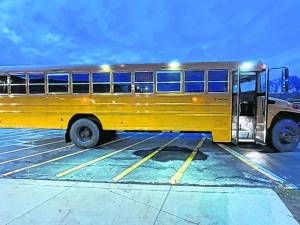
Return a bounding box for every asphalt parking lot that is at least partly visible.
[0,128,299,225]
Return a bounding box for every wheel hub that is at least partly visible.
[279,127,297,144]
[79,127,92,142]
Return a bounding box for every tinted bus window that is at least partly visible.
[11,85,26,94]
[72,73,89,83]
[156,71,181,92]
[72,73,89,93]
[185,70,204,93]
[0,75,8,94]
[29,74,45,84]
[0,75,8,85]
[208,70,228,92]
[157,72,180,82]
[135,72,153,93]
[29,73,45,94]
[93,72,110,94]
[10,74,26,84]
[48,73,69,93]
[113,72,131,93]
[135,72,153,82]
[93,73,110,83]
[10,74,26,94]
[113,72,131,82]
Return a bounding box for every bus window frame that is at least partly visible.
[9,73,28,96]
[47,72,70,94]
[112,71,133,95]
[0,73,9,95]
[183,69,205,94]
[91,71,111,95]
[207,69,229,94]
[134,71,154,95]
[71,72,90,95]
[155,70,182,94]
[28,72,46,95]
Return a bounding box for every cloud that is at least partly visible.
[0,0,299,75]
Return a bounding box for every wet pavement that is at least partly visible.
[0,128,299,225]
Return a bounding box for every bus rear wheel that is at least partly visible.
[271,119,300,152]
[70,118,100,149]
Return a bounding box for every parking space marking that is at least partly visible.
[0,140,65,155]
[217,144,298,189]
[0,134,135,177]
[56,134,160,178]
[169,137,206,184]
[113,133,183,182]
[0,129,55,139]
[0,132,62,144]
[0,144,74,165]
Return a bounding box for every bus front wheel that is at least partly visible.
[70,118,100,149]
[271,119,300,152]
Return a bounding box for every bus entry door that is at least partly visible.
[255,69,269,144]
[232,70,260,144]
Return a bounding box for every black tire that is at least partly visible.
[70,118,100,149]
[271,119,300,152]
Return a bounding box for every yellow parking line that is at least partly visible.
[0,144,74,165]
[1,134,135,177]
[56,134,160,178]
[113,134,183,182]
[169,137,206,184]
[0,140,65,155]
[217,144,298,189]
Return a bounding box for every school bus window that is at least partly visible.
[10,74,26,94]
[48,73,69,93]
[0,75,8,94]
[93,72,110,93]
[29,74,45,94]
[185,70,204,92]
[135,72,153,93]
[157,71,181,92]
[92,72,110,93]
[208,70,228,92]
[72,73,89,94]
[113,72,131,93]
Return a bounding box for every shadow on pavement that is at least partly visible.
[133,146,209,162]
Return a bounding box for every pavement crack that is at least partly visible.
[153,185,172,225]
[5,181,79,225]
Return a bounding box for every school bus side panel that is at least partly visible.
[0,94,231,142]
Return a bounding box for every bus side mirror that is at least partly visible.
[282,68,289,92]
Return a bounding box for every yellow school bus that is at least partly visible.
[0,61,299,151]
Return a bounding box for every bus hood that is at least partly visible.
[269,97,300,111]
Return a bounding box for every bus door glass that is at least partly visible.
[255,69,269,144]
[231,70,240,144]
[232,70,258,144]
[255,67,289,144]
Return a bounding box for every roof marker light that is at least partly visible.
[169,61,181,69]
[240,62,255,71]
[101,64,110,71]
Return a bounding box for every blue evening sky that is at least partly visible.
[0,0,299,75]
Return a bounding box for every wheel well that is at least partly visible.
[267,111,300,144]
[65,114,102,143]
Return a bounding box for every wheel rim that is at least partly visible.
[279,126,298,144]
[78,126,93,142]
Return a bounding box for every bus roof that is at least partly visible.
[0,61,264,73]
